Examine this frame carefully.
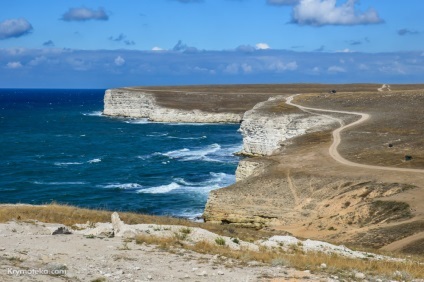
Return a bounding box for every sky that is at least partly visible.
[1,0,424,88]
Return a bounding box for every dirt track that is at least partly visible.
[287,95,424,174]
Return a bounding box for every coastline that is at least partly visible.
[102,84,424,256]
[2,84,423,258]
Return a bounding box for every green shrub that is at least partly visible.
[215,237,226,246]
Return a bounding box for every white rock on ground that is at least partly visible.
[258,236,403,261]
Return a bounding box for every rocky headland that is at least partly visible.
[103,85,424,256]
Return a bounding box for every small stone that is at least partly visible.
[320,263,327,269]
[393,270,402,277]
[354,272,366,279]
[51,226,72,235]
[147,274,153,280]
[0,248,5,251]
[217,271,224,275]
[134,267,141,270]
[192,267,198,271]
[197,271,207,276]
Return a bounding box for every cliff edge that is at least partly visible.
[104,84,424,253]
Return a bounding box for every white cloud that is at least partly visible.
[292,0,383,26]
[6,61,23,69]
[28,56,46,66]
[114,56,125,66]
[256,43,271,50]
[224,63,239,74]
[336,48,354,53]
[236,45,256,53]
[152,47,163,51]
[268,60,298,72]
[328,65,346,73]
[378,62,406,75]
[61,7,109,22]
[0,18,33,40]
[241,63,253,73]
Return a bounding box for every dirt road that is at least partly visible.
[286,95,424,173]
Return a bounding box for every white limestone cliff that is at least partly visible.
[103,89,242,123]
[239,96,335,156]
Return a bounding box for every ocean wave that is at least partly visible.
[137,182,180,194]
[167,135,207,140]
[88,158,101,164]
[99,183,142,189]
[160,143,221,162]
[54,162,83,166]
[137,155,152,160]
[172,172,235,193]
[82,111,103,117]
[33,181,87,185]
[146,132,168,137]
[174,211,204,221]
[167,122,220,126]
[124,118,149,124]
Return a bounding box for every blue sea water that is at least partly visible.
[0,89,242,219]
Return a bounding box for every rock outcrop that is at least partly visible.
[239,96,335,156]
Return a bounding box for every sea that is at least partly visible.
[0,89,242,219]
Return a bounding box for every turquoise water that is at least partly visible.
[0,89,242,218]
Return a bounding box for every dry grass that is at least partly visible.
[0,203,277,242]
[135,234,424,280]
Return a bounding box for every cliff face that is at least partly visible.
[104,89,155,117]
[103,89,242,123]
[239,96,335,156]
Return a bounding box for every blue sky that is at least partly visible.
[1,0,423,88]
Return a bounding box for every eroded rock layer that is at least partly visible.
[103,88,279,123]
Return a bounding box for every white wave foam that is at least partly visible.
[174,211,204,221]
[83,111,103,117]
[167,136,207,140]
[54,162,83,166]
[173,172,235,193]
[146,132,168,137]
[167,122,219,126]
[161,144,221,162]
[173,177,197,186]
[100,183,142,189]
[88,158,101,164]
[33,181,87,185]
[137,182,180,194]
[137,155,152,160]
[125,118,149,124]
